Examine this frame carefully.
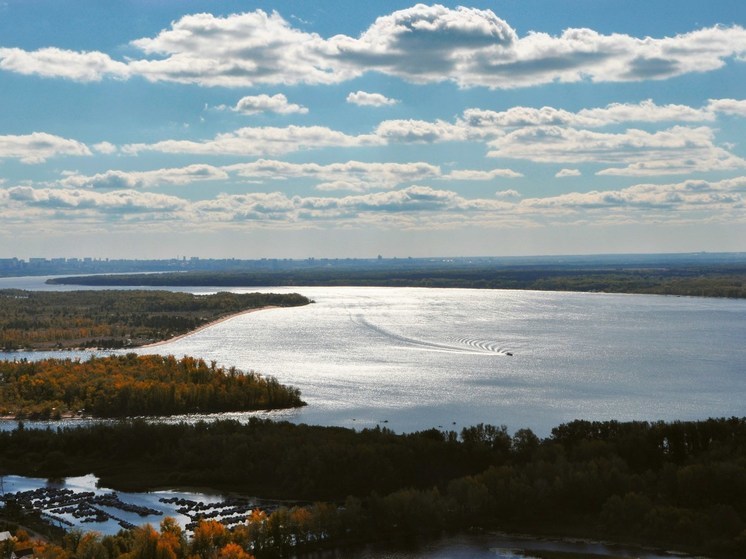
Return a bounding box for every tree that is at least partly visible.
[190,520,227,559]
[216,544,253,559]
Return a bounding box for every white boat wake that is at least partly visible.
[351,314,512,355]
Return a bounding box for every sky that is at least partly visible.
[0,0,745,259]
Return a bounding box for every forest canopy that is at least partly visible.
[0,290,311,350]
[46,264,746,298]
[2,417,746,558]
[0,354,304,419]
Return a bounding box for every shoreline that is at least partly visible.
[138,305,280,349]
[0,306,281,353]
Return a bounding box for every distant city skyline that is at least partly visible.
[1,1,745,258]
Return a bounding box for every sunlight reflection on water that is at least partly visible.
[2,284,745,436]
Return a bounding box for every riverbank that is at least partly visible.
[44,262,746,299]
[0,289,311,351]
[139,305,279,349]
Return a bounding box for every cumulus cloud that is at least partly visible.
[1,6,743,88]
[226,159,440,191]
[5,186,186,215]
[556,168,581,178]
[57,158,524,195]
[5,176,745,227]
[346,91,399,107]
[128,10,344,87]
[464,25,746,89]
[60,164,228,190]
[373,99,738,148]
[707,98,746,117]
[124,125,382,157]
[375,119,471,143]
[442,168,523,180]
[232,93,308,115]
[519,177,746,214]
[488,125,746,175]
[127,7,744,88]
[197,185,511,223]
[314,179,370,192]
[462,99,715,130]
[92,142,118,154]
[0,132,91,163]
[0,47,129,81]
[329,4,516,83]
[495,189,521,199]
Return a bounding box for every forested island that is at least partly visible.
[1,417,745,558]
[46,263,746,298]
[0,290,311,351]
[0,354,304,419]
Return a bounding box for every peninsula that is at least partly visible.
[0,289,311,351]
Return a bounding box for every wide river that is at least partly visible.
[1,276,743,557]
[2,276,745,435]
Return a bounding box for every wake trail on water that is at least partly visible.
[350,313,511,355]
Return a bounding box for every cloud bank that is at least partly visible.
[1,6,744,89]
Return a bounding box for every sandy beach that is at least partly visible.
[139,306,280,349]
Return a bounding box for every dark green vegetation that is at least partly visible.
[47,263,746,298]
[2,417,746,557]
[0,354,304,419]
[0,290,310,350]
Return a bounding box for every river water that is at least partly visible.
[1,277,745,436]
[1,276,743,557]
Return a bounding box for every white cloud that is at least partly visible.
[462,100,714,130]
[232,93,308,115]
[461,25,746,89]
[707,98,746,117]
[2,7,743,89]
[332,8,746,89]
[92,142,118,154]
[442,168,522,180]
[346,91,399,107]
[124,126,383,157]
[190,177,746,224]
[329,4,517,84]
[576,100,714,125]
[375,119,471,143]
[519,177,746,214]
[55,158,524,195]
[556,168,581,178]
[5,176,745,228]
[0,47,129,81]
[374,99,731,148]
[315,180,370,192]
[5,186,186,215]
[60,164,228,190]
[0,132,91,163]
[488,125,746,176]
[495,189,521,199]
[128,10,344,87]
[227,159,441,191]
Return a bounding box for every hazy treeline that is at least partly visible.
[0,290,311,350]
[2,417,746,557]
[0,354,304,419]
[47,265,746,298]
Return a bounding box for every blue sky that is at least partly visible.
[1,0,745,259]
